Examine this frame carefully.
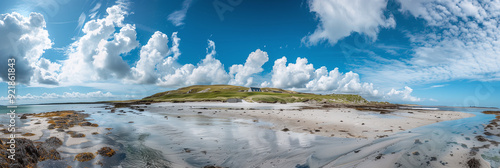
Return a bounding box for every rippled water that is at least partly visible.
[301,107,500,167]
[1,104,499,167]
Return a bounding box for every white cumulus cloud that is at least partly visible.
[270,57,315,89]
[59,1,138,83]
[303,0,395,45]
[32,58,61,85]
[131,31,170,84]
[384,86,421,102]
[0,12,57,85]
[157,40,231,87]
[263,56,419,102]
[229,49,269,86]
[306,67,380,98]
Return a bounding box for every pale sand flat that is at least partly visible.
[148,102,475,139]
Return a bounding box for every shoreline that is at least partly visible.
[145,102,476,139]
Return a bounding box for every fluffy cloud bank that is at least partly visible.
[58,2,232,87]
[0,91,113,100]
[0,12,57,85]
[385,86,420,102]
[260,56,418,101]
[229,49,269,87]
[303,0,395,45]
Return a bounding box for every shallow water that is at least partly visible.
[0,104,499,167]
[301,107,500,167]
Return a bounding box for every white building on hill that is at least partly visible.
[248,87,261,92]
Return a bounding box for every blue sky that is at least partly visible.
[0,0,499,107]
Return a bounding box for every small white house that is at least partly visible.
[248,87,261,92]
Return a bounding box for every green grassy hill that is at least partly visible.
[142,85,384,105]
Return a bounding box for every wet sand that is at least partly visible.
[147,102,475,139]
[19,117,104,146]
[0,103,492,168]
[14,113,105,146]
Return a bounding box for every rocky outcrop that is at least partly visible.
[74,152,95,162]
[0,137,63,168]
[97,147,116,157]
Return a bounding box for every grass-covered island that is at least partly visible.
[141,85,388,105]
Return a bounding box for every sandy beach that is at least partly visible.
[1,102,493,168]
[146,102,475,139]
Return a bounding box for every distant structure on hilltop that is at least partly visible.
[248,87,261,92]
